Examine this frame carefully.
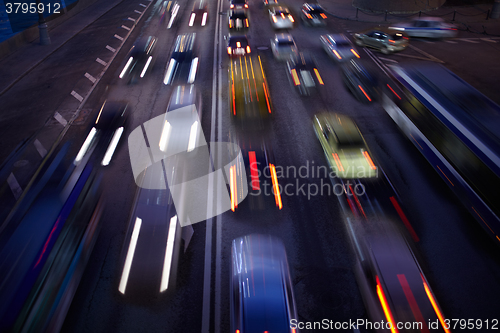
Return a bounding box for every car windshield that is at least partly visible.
[230,39,248,47]
[390,32,405,40]
[308,9,324,14]
[231,12,247,19]
[278,40,294,46]
[335,40,351,47]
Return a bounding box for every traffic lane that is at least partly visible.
[0,0,155,166]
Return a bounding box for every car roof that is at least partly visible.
[94,101,128,129]
[229,9,247,18]
[275,33,293,41]
[364,27,408,37]
[167,85,198,111]
[319,113,364,146]
[192,0,207,10]
[325,33,350,44]
[228,35,249,44]
[303,3,323,10]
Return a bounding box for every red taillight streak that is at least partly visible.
[351,49,360,58]
[332,153,344,172]
[349,185,366,219]
[389,39,395,44]
[436,165,454,186]
[249,58,259,101]
[270,164,283,209]
[358,85,372,101]
[363,151,376,170]
[244,57,252,102]
[314,68,324,85]
[263,82,271,113]
[389,196,419,242]
[346,195,358,216]
[421,274,451,333]
[387,83,401,99]
[320,13,327,18]
[230,165,236,211]
[471,206,494,233]
[410,133,423,150]
[249,151,260,190]
[397,274,430,333]
[291,69,300,85]
[376,276,399,333]
[246,45,251,53]
[35,217,60,267]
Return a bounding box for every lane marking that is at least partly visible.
[106,45,116,52]
[481,38,497,43]
[134,10,142,14]
[7,173,23,199]
[114,34,124,41]
[456,38,479,43]
[71,90,84,102]
[378,57,398,63]
[85,72,97,83]
[96,58,107,66]
[54,112,68,126]
[34,139,47,157]
[406,45,444,63]
[444,40,457,44]
[127,17,136,22]
[140,3,147,7]
[121,25,131,30]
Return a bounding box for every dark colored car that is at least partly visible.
[159,0,180,28]
[341,60,380,103]
[230,0,248,9]
[354,28,409,54]
[163,33,199,85]
[231,234,298,333]
[286,52,324,96]
[227,35,251,57]
[75,101,129,166]
[228,9,249,31]
[301,3,327,26]
[188,0,208,27]
[119,36,157,84]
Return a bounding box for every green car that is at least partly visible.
[313,113,378,179]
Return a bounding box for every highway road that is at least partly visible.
[1,0,499,331]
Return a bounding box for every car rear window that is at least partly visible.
[278,40,294,46]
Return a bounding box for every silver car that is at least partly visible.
[390,17,458,38]
[320,34,360,62]
[354,28,409,54]
[269,5,294,29]
[270,33,299,61]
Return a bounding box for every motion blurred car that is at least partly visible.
[188,0,208,27]
[231,234,298,333]
[227,35,251,57]
[390,17,458,38]
[159,0,180,28]
[355,225,450,332]
[75,101,129,167]
[354,28,409,54]
[301,3,327,26]
[313,113,378,179]
[269,5,294,29]
[228,9,249,31]
[230,138,282,211]
[119,36,157,84]
[163,33,199,85]
[341,60,380,103]
[286,52,324,96]
[270,33,298,61]
[320,33,360,62]
[263,0,278,5]
[230,0,248,10]
[229,55,272,128]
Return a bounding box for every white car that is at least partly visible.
[320,34,360,62]
[270,33,298,61]
[269,6,294,29]
[390,17,458,38]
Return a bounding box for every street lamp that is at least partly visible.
[36,0,51,45]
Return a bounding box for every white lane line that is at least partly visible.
[127,17,136,22]
[85,72,97,83]
[378,57,398,63]
[134,10,142,14]
[7,173,23,199]
[139,3,147,7]
[444,40,457,43]
[106,45,116,52]
[34,139,47,157]
[481,38,497,43]
[114,34,124,41]
[121,25,131,30]
[71,90,84,102]
[54,112,68,126]
[96,58,107,66]
[456,38,479,43]
[408,44,444,63]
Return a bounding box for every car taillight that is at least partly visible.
[229,19,233,28]
[320,13,327,19]
[351,49,360,58]
[388,39,395,44]
[273,16,278,23]
[244,4,248,8]
[291,69,300,85]
[289,15,294,22]
[227,47,232,55]
[333,50,342,60]
[230,4,234,8]
[314,68,324,85]
[246,45,251,53]
[306,13,312,19]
